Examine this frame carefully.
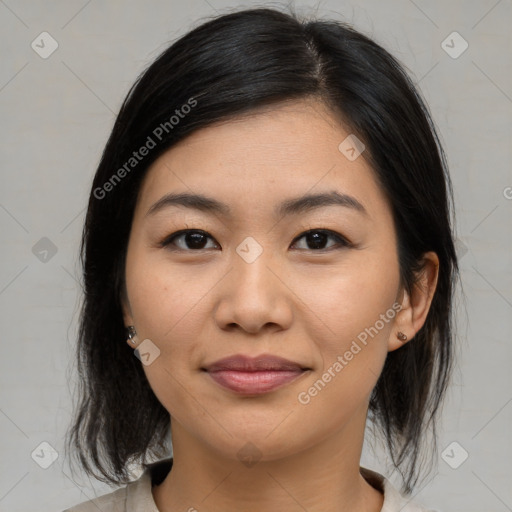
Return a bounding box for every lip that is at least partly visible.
[204,354,308,372]
[202,354,310,395]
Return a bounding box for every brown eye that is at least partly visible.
[291,229,351,251]
[161,230,219,251]
[160,228,351,253]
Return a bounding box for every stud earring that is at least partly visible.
[127,326,137,344]
[397,331,408,341]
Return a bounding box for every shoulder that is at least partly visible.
[63,458,172,512]
[62,484,130,512]
[360,466,441,512]
[62,467,161,512]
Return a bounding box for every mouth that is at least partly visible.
[202,354,311,395]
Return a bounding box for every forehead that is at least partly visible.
[134,98,390,222]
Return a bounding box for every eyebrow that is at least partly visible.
[145,190,368,219]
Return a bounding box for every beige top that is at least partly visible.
[63,459,438,512]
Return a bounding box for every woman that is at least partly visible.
[64,6,459,512]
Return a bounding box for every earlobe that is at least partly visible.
[122,301,133,327]
[120,283,139,346]
[121,291,135,338]
[388,251,440,352]
[388,329,410,351]
[126,325,138,345]
[123,313,137,347]
[123,307,134,330]
[388,288,414,351]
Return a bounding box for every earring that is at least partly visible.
[397,331,408,341]
[127,326,137,344]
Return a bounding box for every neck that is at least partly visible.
[152,404,384,512]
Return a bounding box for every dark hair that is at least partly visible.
[65,6,460,495]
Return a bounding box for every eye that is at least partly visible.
[160,229,219,251]
[160,227,351,252]
[290,229,351,251]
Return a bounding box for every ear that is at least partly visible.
[122,303,138,347]
[121,285,135,335]
[388,251,439,352]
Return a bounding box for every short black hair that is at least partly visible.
[65,6,460,495]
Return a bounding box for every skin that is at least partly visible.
[121,97,439,512]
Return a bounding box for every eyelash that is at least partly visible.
[159,227,352,252]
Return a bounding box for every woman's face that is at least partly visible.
[122,98,415,462]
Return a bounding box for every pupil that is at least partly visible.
[187,232,207,249]
[308,232,326,249]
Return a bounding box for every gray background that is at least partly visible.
[0,1,511,511]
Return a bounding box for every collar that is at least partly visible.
[124,458,430,512]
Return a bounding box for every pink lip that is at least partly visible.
[207,369,306,394]
[203,354,310,395]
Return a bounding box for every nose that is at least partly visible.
[213,246,293,334]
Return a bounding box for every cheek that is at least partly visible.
[292,269,398,431]
[127,250,209,342]
[126,253,212,416]
[297,252,400,338]
[292,250,400,390]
